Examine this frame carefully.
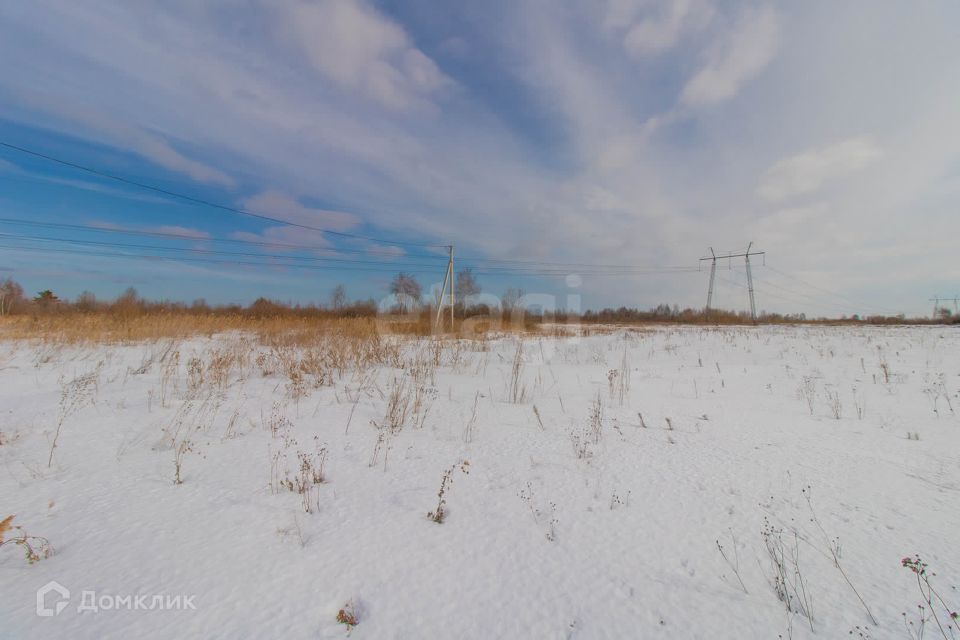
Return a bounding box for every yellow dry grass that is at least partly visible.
[0,311,559,345]
[0,314,403,344]
[0,515,13,543]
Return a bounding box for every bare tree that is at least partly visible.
[501,287,525,312]
[113,287,142,316]
[456,268,481,300]
[75,291,98,312]
[389,272,422,313]
[330,284,347,311]
[0,278,25,315]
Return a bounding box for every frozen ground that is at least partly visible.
[1,325,958,639]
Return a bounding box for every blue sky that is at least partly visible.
[1,0,958,316]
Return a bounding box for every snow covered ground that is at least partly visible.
[1,324,958,639]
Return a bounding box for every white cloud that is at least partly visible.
[602,0,644,31]
[132,133,234,187]
[229,191,363,250]
[681,5,779,106]
[364,243,405,258]
[151,226,211,240]
[622,0,714,56]
[13,90,234,187]
[241,190,361,232]
[277,0,450,110]
[757,136,883,202]
[231,226,333,251]
[87,220,212,240]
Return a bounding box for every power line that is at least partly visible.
[0,232,451,269]
[0,218,702,274]
[0,217,445,260]
[8,141,857,285]
[755,283,862,316]
[716,271,846,317]
[10,229,901,314]
[0,243,449,276]
[454,254,699,270]
[763,264,897,316]
[2,240,703,278]
[0,141,448,249]
[0,143,708,272]
[726,267,905,317]
[0,216,704,273]
[717,261,908,317]
[0,231,698,275]
[717,267,857,317]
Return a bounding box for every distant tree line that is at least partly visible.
[578,304,954,326]
[0,275,954,325]
[0,277,379,319]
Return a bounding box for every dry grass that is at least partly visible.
[337,601,359,630]
[427,460,470,523]
[0,515,52,564]
[0,310,573,347]
[0,515,12,542]
[0,314,396,344]
[48,364,102,467]
[507,341,527,403]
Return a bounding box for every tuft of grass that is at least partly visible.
[507,342,527,404]
[797,376,816,415]
[336,600,359,631]
[173,438,194,485]
[271,435,328,513]
[761,518,814,630]
[569,429,593,460]
[0,515,52,564]
[532,404,545,432]
[824,388,842,420]
[464,391,480,442]
[716,530,749,594]
[901,555,958,639]
[427,460,470,523]
[48,363,102,467]
[589,393,603,444]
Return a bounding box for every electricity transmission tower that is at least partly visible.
[700,243,765,321]
[930,295,959,319]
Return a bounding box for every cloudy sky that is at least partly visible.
[0,0,958,316]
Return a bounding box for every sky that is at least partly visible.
[0,0,958,317]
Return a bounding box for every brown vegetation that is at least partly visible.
[0,276,951,346]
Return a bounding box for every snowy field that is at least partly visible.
[1,324,958,639]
